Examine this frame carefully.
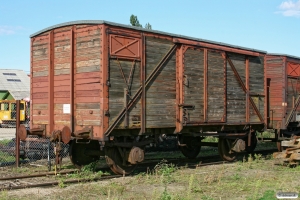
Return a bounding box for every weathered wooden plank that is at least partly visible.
[33,70,49,77]
[54,91,70,98]
[207,51,225,121]
[53,97,70,103]
[109,59,141,125]
[76,83,101,91]
[76,38,100,50]
[76,96,101,103]
[183,48,204,122]
[76,90,100,97]
[76,103,100,109]
[76,120,101,126]
[32,104,48,110]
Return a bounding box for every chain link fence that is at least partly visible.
[0,100,69,167]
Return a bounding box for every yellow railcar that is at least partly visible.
[0,100,29,127]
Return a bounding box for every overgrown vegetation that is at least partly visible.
[1,140,296,199]
[0,139,12,146]
[0,151,16,162]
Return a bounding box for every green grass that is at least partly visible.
[202,136,218,143]
[0,139,13,146]
[1,139,293,200]
[0,151,15,162]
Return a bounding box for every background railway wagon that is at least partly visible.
[266,54,300,138]
[23,20,267,174]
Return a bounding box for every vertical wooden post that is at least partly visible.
[264,56,268,127]
[48,31,54,135]
[140,35,146,134]
[175,45,183,133]
[100,25,109,139]
[70,26,75,133]
[30,39,33,129]
[222,52,227,122]
[15,100,20,167]
[204,49,208,122]
[246,56,249,123]
[282,57,287,129]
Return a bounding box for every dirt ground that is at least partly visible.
[0,141,299,200]
[0,128,16,140]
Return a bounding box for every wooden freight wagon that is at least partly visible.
[19,20,267,174]
[266,54,300,138]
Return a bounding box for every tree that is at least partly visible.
[144,22,152,30]
[130,15,142,27]
[129,15,152,29]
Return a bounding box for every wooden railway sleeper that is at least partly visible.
[273,136,300,165]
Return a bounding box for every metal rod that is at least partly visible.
[15,100,20,168]
[47,140,51,171]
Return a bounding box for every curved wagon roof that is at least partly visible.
[30,20,267,54]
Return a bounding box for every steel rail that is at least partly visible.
[0,148,277,190]
[0,175,121,190]
[0,169,78,181]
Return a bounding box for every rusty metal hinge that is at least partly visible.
[105,110,110,117]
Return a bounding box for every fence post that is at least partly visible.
[15,100,20,167]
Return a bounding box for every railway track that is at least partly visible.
[0,148,277,190]
[0,174,122,190]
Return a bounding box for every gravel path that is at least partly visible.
[0,128,16,140]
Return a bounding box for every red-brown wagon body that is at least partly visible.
[22,21,267,174]
[266,54,300,136]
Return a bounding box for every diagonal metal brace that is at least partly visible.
[105,44,177,136]
[227,55,264,122]
[285,94,300,127]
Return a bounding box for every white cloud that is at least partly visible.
[0,26,23,35]
[278,0,300,17]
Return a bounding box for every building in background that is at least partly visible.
[0,69,30,100]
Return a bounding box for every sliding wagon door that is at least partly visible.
[183,47,226,124]
[108,34,141,129]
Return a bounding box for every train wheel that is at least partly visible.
[218,138,236,162]
[179,136,201,159]
[69,140,100,168]
[105,147,136,175]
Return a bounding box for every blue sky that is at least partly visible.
[0,0,300,72]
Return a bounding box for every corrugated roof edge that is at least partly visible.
[267,53,300,60]
[30,20,267,54]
